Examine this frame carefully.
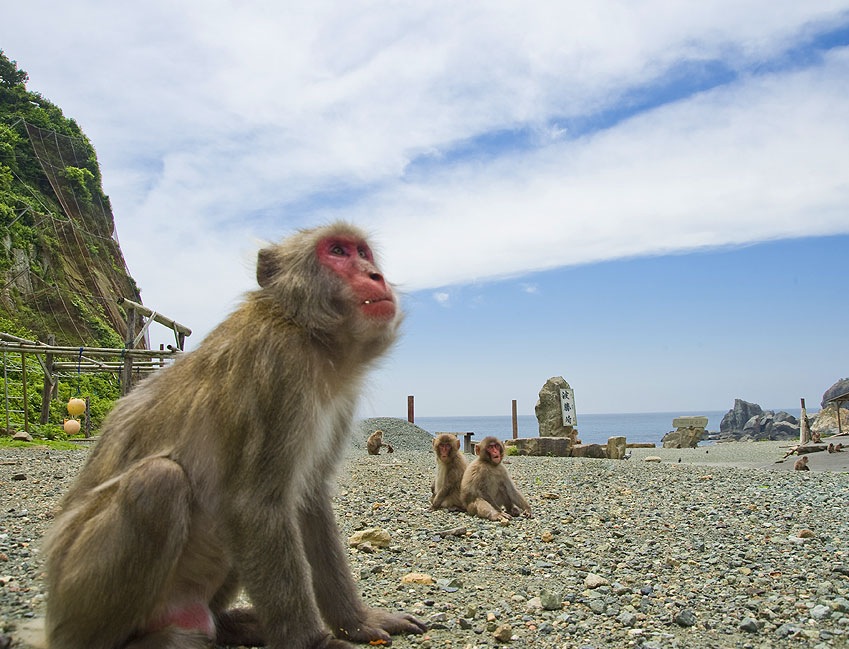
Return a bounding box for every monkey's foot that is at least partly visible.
[335,608,427,645]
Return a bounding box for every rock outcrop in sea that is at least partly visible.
[719,399,799,441]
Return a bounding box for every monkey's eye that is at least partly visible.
[357,247,368,259]
[329,243,347,256]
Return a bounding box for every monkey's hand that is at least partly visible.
[336,608,427,645]
[510,504,534,519]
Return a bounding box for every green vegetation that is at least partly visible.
[0,436,83,451]
[0,49,145,440]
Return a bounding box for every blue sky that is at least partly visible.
[3,2,848,417]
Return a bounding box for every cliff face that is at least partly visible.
[0,50,142,347]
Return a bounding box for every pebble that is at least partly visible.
[2,425,849,649]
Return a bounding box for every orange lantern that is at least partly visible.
[63,418,81,435]
[67,398,86,416]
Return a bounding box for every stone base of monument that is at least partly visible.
[504,435,628,459]
[661,416,709,449]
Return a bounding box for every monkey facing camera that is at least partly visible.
[43,223,426,649]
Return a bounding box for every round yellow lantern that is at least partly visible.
[63,418,81,435]
[67,398,86,416]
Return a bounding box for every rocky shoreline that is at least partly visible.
[2,429,848,648]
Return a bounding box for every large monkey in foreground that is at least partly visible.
[44,223,426,649]
[460,436,532,522]
[430,433,467,511]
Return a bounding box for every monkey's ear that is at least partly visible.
[256,248,278,287]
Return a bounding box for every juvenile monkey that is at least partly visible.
[430,433,467,511]
[794,455,810,471]
[460,436,532,522]
[43,223,426,649]
[366,429,394,455]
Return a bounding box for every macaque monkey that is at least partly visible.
[794,455,810,471]
[44,223,426,649]
[366,429,394,455]
[460,436,532,522]
[430,433,467,511]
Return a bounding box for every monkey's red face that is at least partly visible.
[485,441,502,464]
[437,442,454,460]
[317,235,396,320]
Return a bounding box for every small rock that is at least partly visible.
[540,590,561,610]
[584,573,609,589]
[739,617,760,633]
[493,624,513,642]
[673,609,697,627]
[348,527,391,548]
[400,572,434,585]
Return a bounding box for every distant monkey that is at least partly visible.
[44,223,425,649]
[836,443,845,452]
[430,433,467,511]
[366,429,394,455]
[460,436,532,522]
[828,443,835,453]
[794,455,810,471]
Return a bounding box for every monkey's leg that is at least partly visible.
[46,457,193,649]
[467,498,510,522]
[300,485,427,643]
[214,608,265,646]
[125,629,212,649]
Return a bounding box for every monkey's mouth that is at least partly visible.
[361,297,396,318]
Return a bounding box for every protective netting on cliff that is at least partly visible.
[9,121,142,345]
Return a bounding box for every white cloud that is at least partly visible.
[3,1,849,348]
[433,292,451,307]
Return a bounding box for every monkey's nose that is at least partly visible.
[369,272,384,282]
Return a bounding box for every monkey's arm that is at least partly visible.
[300,483,427,641]
[502,480,533,517]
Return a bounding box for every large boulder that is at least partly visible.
[821,378,849,409]
[738,411,799,441]
[811,403,849,437]
[720,399,763,436]
[662,428,702,448]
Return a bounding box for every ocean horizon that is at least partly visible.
[412,408,809,446]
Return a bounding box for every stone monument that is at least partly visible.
[661,416,708,448]
[535,376,578,441]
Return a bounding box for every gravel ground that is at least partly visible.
[2,419,849,649]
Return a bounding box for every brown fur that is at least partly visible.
[794,455,810,471]
[366,429,393,455]
[460,436,532,522]
[43,223,425,649]
[430,433,467,511]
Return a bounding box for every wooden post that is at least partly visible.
[40,334,55,424]
[20,352,29,434]
[799,398,809,444]
[84,396,91,438]
[407,395,415,423]
[122,306,138,395]
[511,399,518,439]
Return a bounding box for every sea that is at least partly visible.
[414,408,808,447]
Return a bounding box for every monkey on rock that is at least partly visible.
[44,223,427,649]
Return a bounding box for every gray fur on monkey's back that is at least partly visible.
[43,222,423,649]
